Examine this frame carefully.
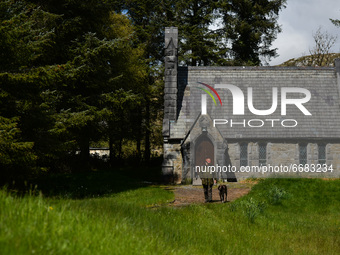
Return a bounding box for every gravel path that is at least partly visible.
[164,181,256,207]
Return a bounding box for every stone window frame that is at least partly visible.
[299,143,307,165]
[258,143,267,166]
[240,143,248,167]
[317,143,327,165]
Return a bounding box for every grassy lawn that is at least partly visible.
[0,174,339,255]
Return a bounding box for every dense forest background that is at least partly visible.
[0,0,289,183]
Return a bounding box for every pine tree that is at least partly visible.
[0,0,147,177]
[0,1,60,180]
[176,0,220,66]
[219,0,287,65]
[121,0,286,67]
[119,0,167,162]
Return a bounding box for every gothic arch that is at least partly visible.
[193,133,215,179]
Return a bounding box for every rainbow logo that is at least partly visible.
[196,82,223,106]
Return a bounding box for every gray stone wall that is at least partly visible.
[268,143,297,166]
[162,141,182,184]
[327,144,340,176]
[226,142,340,179]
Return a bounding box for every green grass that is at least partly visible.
[1,177,339,254]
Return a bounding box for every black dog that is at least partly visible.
[218,185,228,203]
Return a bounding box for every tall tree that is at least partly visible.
[175,0,220,66]
[42,3,147,169]
[0,0,147,178]
[101,12,147,164]
[120,0,167,162]
[123,0,221,66]
[122,0,287,67]
[0,1,61,179]
[219,0,286,65]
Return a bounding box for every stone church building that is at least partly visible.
[162,27,340,184]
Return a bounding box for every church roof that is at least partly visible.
[172,65,340,140]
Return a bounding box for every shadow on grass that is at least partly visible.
[17,165,164,199]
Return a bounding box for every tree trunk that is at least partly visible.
[109,136,114,166]
[144,97,151,163]
[136,108,142,163]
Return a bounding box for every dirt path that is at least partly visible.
[165,180,256,207]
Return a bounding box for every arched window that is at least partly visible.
[299,143,307,165]
[259,143,267,165]
[318,144,326,164]
[240,143,248,167]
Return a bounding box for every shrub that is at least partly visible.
[241,198,267,223]
[0,117,38,183]
[267,185,289,205]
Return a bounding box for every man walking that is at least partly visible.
[201,158,214,203]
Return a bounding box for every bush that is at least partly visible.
[241,198,267,223]
[0,117,38,184]
[267,185,289,205]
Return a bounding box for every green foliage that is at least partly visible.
[0,0,151,178]
[240,197,267,223]
[0,1,60,71]
[0,117,37,182]
[121,0,287,66]
[1,178,339,254]
[330,18,340,27]
[175,0,221,66]
[219,0,287,65]
[267,185,289,205]
[0,0,288,180]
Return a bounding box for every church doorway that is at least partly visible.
[194,134,214,179]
